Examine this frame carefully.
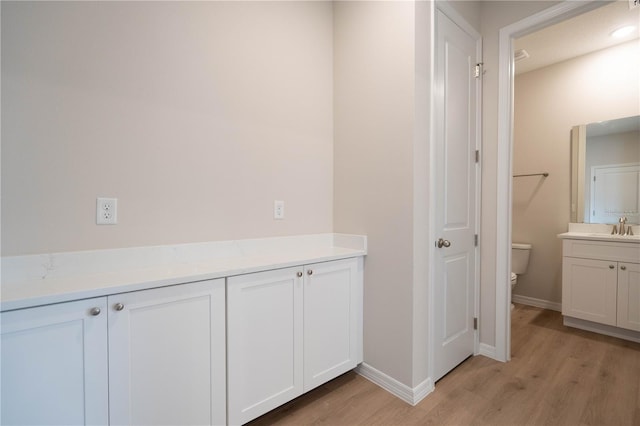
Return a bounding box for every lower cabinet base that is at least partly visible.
[563,316,640,344]
[227,258,363,425]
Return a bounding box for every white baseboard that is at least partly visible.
[478,342,497,359]
[512,294,561,311]
[564,316,640,344]
[355,363,434,406]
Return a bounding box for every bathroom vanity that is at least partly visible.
[559,224,640,342]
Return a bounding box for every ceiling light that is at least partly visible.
[610,25,636,38]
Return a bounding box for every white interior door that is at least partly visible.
[433,8,479,382]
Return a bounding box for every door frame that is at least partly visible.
[495,0,608,361]
[429,0,482,382]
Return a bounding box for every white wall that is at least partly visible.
[513,39,640,304]
[1,1,334,255]
[333,0,418,388]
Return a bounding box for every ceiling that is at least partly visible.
[586,115,640,137]
[514,1,640,75]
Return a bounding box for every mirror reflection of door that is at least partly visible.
[572,115,640,224]
[590,163,640,224]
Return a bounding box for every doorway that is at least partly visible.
[496,0,611,360]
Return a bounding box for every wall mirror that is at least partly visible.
[571,115,640,224]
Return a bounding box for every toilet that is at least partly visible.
[511,243,532,309]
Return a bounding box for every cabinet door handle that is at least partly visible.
[609,265,615,269]
[621,265,627,271]
[89,307,101,316]
[113,303,125,311]
[297,271,303,278]
[307,269,313,276]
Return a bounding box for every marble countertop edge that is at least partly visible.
[1,234,366,312]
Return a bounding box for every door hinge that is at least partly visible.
[475,63,483,78]
[475,150,480,163]
[474,234,478,246]
[473,317,478,330]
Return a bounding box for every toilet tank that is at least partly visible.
[512,243,532,274]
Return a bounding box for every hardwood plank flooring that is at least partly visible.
[248,304,640,425]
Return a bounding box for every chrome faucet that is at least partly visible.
[618,216,627,236]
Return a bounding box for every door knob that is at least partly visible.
[437,238,451,248]
[113,303,125,311]
[89,307,101,316]
[621,265,627,271]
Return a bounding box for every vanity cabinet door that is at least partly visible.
[227,267,304,425]
[303,258,361,392]
[562,257,618,326]
[227,258,363,424]
[108,279,226,426]
[617,262,640,332]
[1,298,109,426]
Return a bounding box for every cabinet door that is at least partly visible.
[617,262,640,331]
[303,258,362,392]
[227,267,303,425]
[108,279,226,426]
[1,298,109,426]
[562,257,618,325]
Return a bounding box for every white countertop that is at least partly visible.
[1,234,367,312]
[558,232,640,243]
[558,223,640,244]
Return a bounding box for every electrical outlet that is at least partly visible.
[274,200,284,220]
[97,198,118,225]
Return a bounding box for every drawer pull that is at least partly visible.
[297,271,303,278]
[609,265,615,269]
[114,303,125,311]
[89,307,101,316]
[621,265,627,271]
[307,269,313,276]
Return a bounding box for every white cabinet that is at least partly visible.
[227,266,303,425]
[108,279,226,426]
[1,279,226,426]
[617,262,640,331]
[1,240,365,426]
[227,258,363,425]
[562,257,618,325]
[1,297,109,426]
[562,238,640,333]
[303,260,361,391]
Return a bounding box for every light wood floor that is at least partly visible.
[248,304,640,426]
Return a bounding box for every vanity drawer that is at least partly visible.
[563,239,640,263]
